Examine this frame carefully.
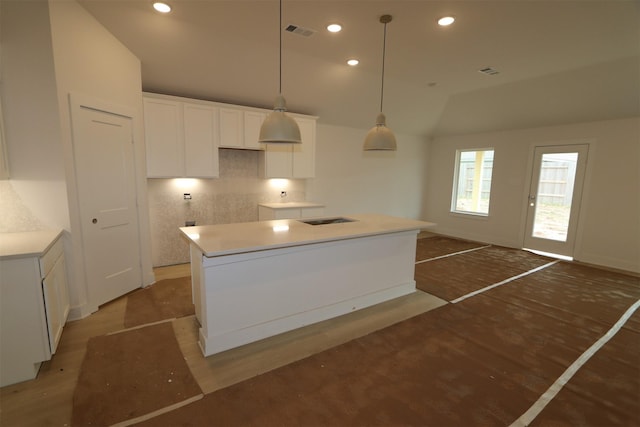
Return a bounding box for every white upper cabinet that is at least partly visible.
[218,107,243,149]
[143,93,316,178]
[218,108,266,150]
[259,115,317,178]
[143,93,219,178]
[144,97,183,177]
[292,116,316,178]
[183,103,219,177]
[0,100,9,179]
[243,111,267,150]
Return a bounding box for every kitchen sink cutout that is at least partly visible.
[299,217,357,226]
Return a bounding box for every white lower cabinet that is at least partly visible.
[258,203,325,221]
[0,234,70,387]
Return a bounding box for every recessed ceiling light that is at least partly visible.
[327,23,342,33]
[347,59,359,66]
[153,2,172,13]
[438,16,455,26]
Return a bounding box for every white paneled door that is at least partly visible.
[523,144,589,257]
[70,95,142,307]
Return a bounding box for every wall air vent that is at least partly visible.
[479,67,500,76]
[285,24,316,37]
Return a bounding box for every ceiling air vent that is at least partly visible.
[479,67,500,76]
[285,24,316,37]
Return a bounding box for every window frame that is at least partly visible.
[450,148,495,217]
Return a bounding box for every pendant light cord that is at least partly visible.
[380,20,387,113]
[279,0,283,95]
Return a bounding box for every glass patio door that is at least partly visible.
[523,144,589,257]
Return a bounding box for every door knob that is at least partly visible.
[92,218,98,224]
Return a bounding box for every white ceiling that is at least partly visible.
[78,0,640,138]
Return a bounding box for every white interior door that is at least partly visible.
[523,144,589,257]
[71,96,142,307]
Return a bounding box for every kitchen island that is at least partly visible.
[180,214,434,356]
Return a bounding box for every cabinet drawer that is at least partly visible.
[39,237,63,279]
[274,208,301,219]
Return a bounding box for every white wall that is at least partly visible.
[425,117,640,273]
[46,0,154,316]
[1,1,154,318]
[307,124,429,219]
[0,1,69,230]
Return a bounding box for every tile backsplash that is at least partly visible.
[147,149,306,267]
[0,181,46,233]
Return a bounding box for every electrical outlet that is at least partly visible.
[185,220,196,227]
[280,191,287,198]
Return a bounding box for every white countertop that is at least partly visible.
[0,229,63,260]
[180,214,434,257]
[258,202,325,209]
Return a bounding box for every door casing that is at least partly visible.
[522,143,590,257]
[69,94,142,309]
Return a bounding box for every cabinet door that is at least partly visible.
[42,254,68,354]
[258,206,276,221]
[0,99,9,179]
[263,143,293,178]
[183,103,219,177]
[218,108,243,148]
[260,116,316,178]
[143,98,183,177]
[244,111,266,150]
[292,117,316,178]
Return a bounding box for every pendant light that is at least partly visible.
[363,14,397,151]
[259,0,302,144]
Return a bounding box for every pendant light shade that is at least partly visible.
[363,14,397,151]
[363,112,397,151]
[259,95,301,143]
[259,0,302,144]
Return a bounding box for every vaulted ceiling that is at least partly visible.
[78,0,639,138]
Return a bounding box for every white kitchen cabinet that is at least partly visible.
[292,117,316,177]
[0,99,9,179]
[183,103,219,177]
[143,93,316,171]
[243,111,267,150]
[219,108,266,150]
[218,107,243,149]
[258,202,325,221]
[0,231,70,387]
[143,94,219,178]
[259,116,317,178]
[41,250,69,353]
[144,97,183,177]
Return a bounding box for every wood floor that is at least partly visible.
[0,263,447,426]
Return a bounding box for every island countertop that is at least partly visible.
[180,213,434,258]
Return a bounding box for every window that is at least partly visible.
[451,149,494,215]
